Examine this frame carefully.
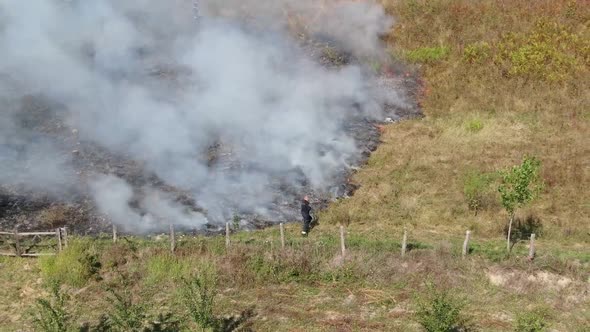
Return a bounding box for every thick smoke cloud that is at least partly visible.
[0,0,400,231]
[200,0,393,58]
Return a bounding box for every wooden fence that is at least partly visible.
[0,227,68,257]
[1,222,537,261]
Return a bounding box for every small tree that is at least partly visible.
[498,156,543,252]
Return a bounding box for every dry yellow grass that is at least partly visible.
[321,0,590,243]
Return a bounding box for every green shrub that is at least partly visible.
[29,281,73,332]
[104,288,148,332]
[39,240,101,287]
[463,170,497,215]
[463,42,491,64]
[406,46,450,64]
[414,284,467,332]
[90,269,181,332]
[514,309,549,332]
[179,264,218,330]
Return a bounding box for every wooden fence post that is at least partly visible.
[170,224,176,253]
[401,228,407,257]
[61,227,68,248]
[225,222,230,248]
[528,233,536,260]
[14,228,21,257]
[462,230,471,259]
[56,228,63,252]
[112,224,118,243]
[339,225,346,256]
[280,223,285,249]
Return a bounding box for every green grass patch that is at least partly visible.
[464,118,484,133]
[144,253,193,285]
[463,169,499,214]
[406,46,450,64]
[39,239,101,287]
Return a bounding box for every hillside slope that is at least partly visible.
[322,0,589,244]
[0,1,589,332]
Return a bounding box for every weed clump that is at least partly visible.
[514,309,550,332]
[464,118,484,133]
[463,42,491,64]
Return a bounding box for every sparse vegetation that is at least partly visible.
[463,170,497,214]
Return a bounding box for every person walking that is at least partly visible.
[301,195,313,236]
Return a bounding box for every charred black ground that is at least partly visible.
[0,40,422,235]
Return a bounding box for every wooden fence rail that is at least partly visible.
[0,227,67,257]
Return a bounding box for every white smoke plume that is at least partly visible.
[0,0,402,231]
[90,174,207,233]
[200,0,394,59]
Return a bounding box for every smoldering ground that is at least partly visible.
[0,1,416,233]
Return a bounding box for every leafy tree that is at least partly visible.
[498,156,543,252]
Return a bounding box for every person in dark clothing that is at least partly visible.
[301,195,313,236]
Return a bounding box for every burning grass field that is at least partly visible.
[0,0,589,331]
